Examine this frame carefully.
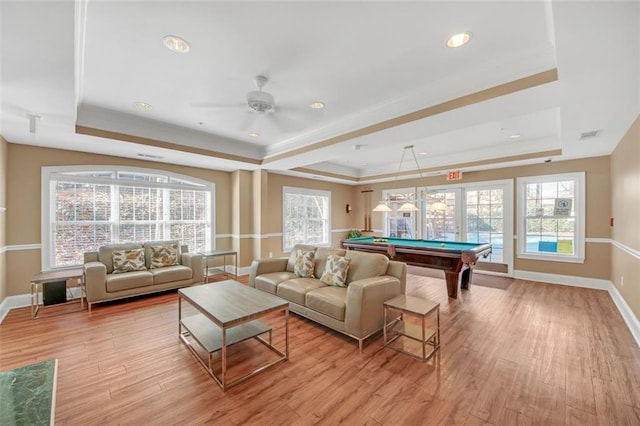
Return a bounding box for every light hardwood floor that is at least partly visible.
[1,274,639,425]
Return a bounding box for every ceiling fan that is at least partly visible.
[246,75,275,114]
[192,74,322,134]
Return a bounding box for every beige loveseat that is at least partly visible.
[249,244,406,351]
[84,240,204,312]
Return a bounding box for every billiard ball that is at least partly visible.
[440,242,446,247]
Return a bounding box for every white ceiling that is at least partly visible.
[2,1,638,184]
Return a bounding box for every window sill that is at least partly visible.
[517,252,585,264]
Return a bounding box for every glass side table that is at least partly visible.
[199,250,238,283]
[383,295,440,362]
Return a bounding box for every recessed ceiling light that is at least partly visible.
[510,134,521,139]
[446,32,471,48]
[310,101,325,109]
[134,102,152,110]
[419,152,427,156]
[163,35,190,53]
[248,132,260,137]
[361,163,368,166]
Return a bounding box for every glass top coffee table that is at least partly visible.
[178,280,289,391]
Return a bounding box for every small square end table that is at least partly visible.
[383,294,440,361]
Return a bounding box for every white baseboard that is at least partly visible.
[514,269,640,347]
[0,293,31,323]
[513,269,610,290]
[607,283,640,347]
[236,265,252,276]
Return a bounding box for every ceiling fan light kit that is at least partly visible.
[247,75,274,113]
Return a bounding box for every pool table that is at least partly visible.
[342,237,492,298]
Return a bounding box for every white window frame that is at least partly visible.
[282,186,331,251]
[516,172,585,263]
[41,165,215,270]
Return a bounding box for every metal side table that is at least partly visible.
[383,295,440,361]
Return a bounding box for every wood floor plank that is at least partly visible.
[1,273,639,425]
[470,358,519,424]
[531,382,566,426]
[565,355,597,415]
[504,357,540,418]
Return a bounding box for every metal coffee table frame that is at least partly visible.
[178,280,289,391]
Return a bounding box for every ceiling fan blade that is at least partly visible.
[237,111,258,132]
[267,112,289,133]
[190,101,245,109]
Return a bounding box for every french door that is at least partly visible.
[422,189,462,241]
[418,180,513,273]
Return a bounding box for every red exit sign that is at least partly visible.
[446,170,462,181]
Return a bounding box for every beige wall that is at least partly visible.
[260,173,358,259]
[0,127,634,316]
[0,136,8,303]
[357,156,612,280]
[4,144,233,298]
[611,115,640,319]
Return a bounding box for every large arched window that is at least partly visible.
[42,166,214,269]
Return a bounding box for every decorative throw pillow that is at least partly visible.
[320,254,351,287]
[294,249,315,278]
[112,248,147,274]
[149,244,179,269]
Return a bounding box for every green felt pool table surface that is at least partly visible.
[345,237,488,252]
[342,237,492,298]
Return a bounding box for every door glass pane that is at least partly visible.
[465,188,504,263]
[386,192,416,238]
[423,191,456,241]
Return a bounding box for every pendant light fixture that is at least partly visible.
[372,145,425,212]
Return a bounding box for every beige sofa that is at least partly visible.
[84,240,204,312]
[249,244,406,351]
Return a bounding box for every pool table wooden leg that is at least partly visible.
[444,271,459,298]
[460,267,472,290]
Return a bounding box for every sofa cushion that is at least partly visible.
[286,244,316,272]
[112,248,147,274]
[277,278,326,305]
[148,244,179,269]
[143,240,182,269]
[255,272,297,294]
[314,247,347,279]
[106,271,154,292]
[99,243,143,274]
[150,265,192,285]
[305,286,348,321]
[319,254,351,287]
[346,251,389,283]
[294,249,315,278]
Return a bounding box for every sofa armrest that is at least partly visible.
[181,252,204,283]
[84,261,108,303]
[386,260,407,294]
[249,258,288,287]
[344,275,402,338]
